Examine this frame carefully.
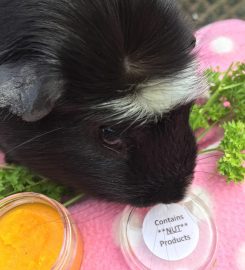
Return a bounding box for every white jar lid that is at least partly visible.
[120,193,217,270]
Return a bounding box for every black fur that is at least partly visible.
[0,0,198,206]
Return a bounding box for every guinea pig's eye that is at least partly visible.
[190,37,196,48]
[100,127,122,148]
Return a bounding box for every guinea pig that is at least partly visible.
[0,0,206,207]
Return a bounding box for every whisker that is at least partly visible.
[195,173,217,182]
[6,127,63,154]
[196,161,218,165]
[197,153,222,161]
[102,143,120,154]
[194,170,218,176]
[68,204,123,224]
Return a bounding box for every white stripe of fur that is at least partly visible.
[97,62,208,121]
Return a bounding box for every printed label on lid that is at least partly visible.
[142,204,199,261]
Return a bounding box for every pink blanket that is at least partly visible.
[68,19,245,270]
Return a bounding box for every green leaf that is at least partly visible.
[190,62,245,131]
[0,165,70,202]
[218,121,245,182]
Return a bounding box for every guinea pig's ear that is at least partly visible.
[0,64,63,122]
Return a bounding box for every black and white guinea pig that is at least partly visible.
[0,0,206,207]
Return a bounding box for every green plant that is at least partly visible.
[190,62,245,183]
[0,165,83,206]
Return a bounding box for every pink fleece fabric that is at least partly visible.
[68,19,245,270]
[0,19,244,270]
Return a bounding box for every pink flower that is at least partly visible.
[223,101,231,108]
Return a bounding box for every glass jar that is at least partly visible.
[120,193,217,270]
[0,192,83,270]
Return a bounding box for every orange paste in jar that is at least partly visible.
[0,203,64,270]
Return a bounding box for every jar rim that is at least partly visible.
[0,192,76,270]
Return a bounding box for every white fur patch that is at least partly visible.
[97,62,208,121]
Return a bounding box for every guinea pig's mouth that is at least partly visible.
[126,175,194,208]
[127,190,189,208]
